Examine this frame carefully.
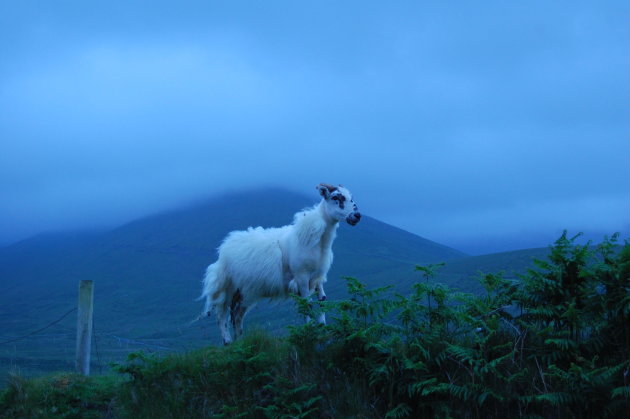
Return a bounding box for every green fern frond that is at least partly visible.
[384,402,411,419]
[611,386,630,400]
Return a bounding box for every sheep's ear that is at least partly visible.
[316,183,337,199]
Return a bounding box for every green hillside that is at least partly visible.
[0,188,572,387]
[1,188,470,382]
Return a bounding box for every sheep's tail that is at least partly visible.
[190,262,225,325]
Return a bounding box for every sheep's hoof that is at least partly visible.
[318,295,327,301]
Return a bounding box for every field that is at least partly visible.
[2,233,628,417]
[0,245,548,385]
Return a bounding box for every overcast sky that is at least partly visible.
[1,1,628,254]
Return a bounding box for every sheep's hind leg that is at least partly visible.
[216,302,232,345]
[230,290,247,340]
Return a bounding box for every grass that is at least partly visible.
[112,328,378,418]
[0,334,278,418]
[116,330,290,418]
[0,328,380,418]
[0,371,121,418]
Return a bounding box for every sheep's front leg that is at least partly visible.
[315,279,327,325]
[294,275,315,323]
[316,280,326,301]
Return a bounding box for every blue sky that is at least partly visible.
[1,1,628,254]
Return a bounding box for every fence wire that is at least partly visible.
[0,308,77,345]
[0,305,213,386]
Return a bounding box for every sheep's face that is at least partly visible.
[317,183,361,226]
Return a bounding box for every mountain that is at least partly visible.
[0,188,472,381]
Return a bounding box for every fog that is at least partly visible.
[1,1,628,254]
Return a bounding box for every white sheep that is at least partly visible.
[199,183,361,344]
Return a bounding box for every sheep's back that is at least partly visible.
[218,226,288,299]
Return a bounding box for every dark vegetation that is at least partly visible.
[2,232,629,418]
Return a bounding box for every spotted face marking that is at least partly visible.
[317,183,361,226]
[331,191,346,209]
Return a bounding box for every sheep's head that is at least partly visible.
[316,183,361,226]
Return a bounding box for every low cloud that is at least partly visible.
[1,1,628,251]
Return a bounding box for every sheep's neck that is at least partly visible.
[318,204,339,251]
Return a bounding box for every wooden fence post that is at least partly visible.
[76,280,94,376]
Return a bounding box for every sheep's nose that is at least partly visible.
[347,211,361,226]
